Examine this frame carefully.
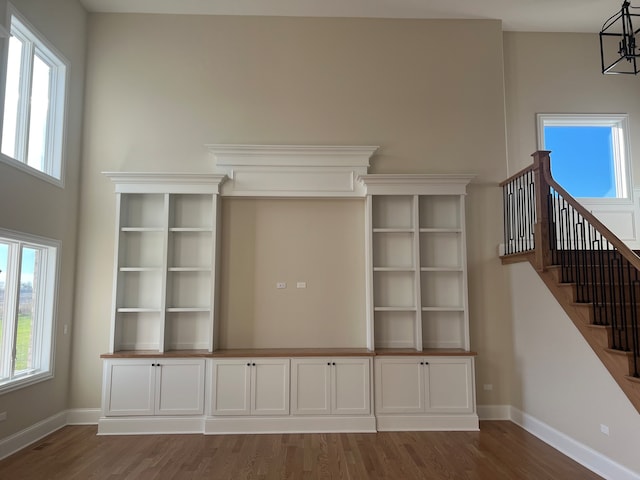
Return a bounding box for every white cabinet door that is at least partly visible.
[211,358,290,416]
[252,359,290,416]
[375,356,475,415]
[291,359,331,415]
[332,358,371,415]
[103,359,155,416]
[103,358,206,417]
[424,357,474,414]
[211,359,251,415]
[374,357,424,414]
[156,359,205,415]
[292,358,371,416]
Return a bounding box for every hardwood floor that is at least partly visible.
[0,421,602,479]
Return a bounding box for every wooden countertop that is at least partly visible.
[101,347,477,358]
[374,348,477,356]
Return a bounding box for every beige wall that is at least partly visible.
[507,262,640,474]
[503,32,640,474]
[0,0,85,438]
[73,14,511,408]
[220,198,366,348]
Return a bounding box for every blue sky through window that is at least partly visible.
[544,126,616,198]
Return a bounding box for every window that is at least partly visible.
[0,228,59,393]
[537,114,632,200]
[0,4,68,186]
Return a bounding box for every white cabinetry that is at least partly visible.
[102,358,206,417]
[291,357,371,415]
[99,162,478,435]
[359,175,474,351]
[209,358,290,416]
[374,356,477,430]
[104,173,226,353]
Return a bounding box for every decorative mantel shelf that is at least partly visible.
[207,144,379,197]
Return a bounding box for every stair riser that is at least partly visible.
[606,328,640,352]
[587,327,610,350]
[603,350,639,377]
[551,250,623,264]
[572,285,640,304]
[588,306,640,327]
[558,267,639,285]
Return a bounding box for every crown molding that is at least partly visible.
[206,144,379,197]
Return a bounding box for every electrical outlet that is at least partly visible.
[296,282,307,289]
[276,282,286,289]
[600,424,610,436]
[0,412,7,422]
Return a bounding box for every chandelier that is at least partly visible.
[600,1,640,74]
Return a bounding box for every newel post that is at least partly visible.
[532,151,553,271]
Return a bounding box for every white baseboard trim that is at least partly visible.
[97,416,205,435]
[477,404,510,420]
[375,414,479,432]
[510,407,640,480]
[0,411,67,461]
[66,408,101,425]
[204,415,377,434]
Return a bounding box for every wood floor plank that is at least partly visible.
[0,421,603,479]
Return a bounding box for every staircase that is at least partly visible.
[501,151,640,414]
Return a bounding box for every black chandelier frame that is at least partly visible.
[600,1,640,74]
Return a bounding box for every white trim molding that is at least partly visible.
[204,415,377,434]
[510,407,640,480]
[103,172,227,194]
[207,144,378,197]
[358,174,475,196]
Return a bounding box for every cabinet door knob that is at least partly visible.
[425,362,429,365]
[246,363,251,366]
[327,362,331,366]
[252,363,256,366]
[332,362,336,366]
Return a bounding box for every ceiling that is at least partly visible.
[78,0,622,33]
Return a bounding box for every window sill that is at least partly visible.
[0,153,64,188]
[0,371,53,395]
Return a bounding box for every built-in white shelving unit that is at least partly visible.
[359,175,474,351]
[104,173,226,354]
[99,147,478,435]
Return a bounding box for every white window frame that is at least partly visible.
[536,113,633,204]
[0,2,68,188]
[0,228,59,394]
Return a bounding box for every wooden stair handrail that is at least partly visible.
[499,164,535,188]
[532,150,640,272]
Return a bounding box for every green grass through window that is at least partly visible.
[15,314,32,371]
